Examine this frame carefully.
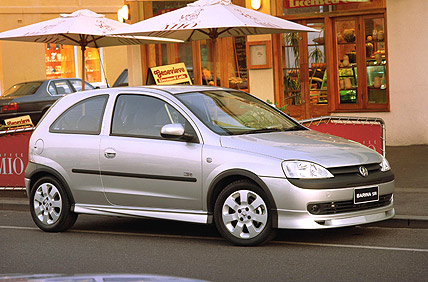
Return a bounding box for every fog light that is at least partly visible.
[308,204,321,215]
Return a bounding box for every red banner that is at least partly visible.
[307,123,382,154]
[284,0,372,9]
[0,131,32,187]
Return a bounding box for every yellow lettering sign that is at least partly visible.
[149,63,192,86]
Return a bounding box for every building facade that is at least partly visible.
[0,0,426,145]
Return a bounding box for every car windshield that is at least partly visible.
[176,90,305,136]
[3,82,42,97]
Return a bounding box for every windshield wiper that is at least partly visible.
[237,127,283,135]
[284,125,306,131]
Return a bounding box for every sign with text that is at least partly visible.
[284,0,372,9]
[0,130,32,187]
[4,115,34,128]
[148,63,192,86]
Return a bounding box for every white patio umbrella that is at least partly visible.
[111,0,317,85]
[0,9,182,90]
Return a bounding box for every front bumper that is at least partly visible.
[261,176,395,229]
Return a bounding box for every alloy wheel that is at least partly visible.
[33,182,63,225]
[221,189,268,240]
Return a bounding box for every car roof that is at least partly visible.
[120,85,234,95]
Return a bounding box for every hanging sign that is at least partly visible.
[284,0,372,9]
[147,63,192,86]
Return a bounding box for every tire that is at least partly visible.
[30,176,77,232]
[214,180,275,246]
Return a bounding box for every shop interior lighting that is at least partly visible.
[251,0,262,10]
[117,5,130,23]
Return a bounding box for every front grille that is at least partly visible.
[328,163,381,176]
[307,193,392,215]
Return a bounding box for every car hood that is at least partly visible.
[220,130,381,168]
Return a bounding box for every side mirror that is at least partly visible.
[160,124,194,142]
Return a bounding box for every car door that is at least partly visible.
[99,93,203,210]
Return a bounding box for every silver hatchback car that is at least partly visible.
[25,86,395,246]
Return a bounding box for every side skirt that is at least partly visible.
[73,204,209,224]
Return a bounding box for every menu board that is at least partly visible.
[234,36,248,79]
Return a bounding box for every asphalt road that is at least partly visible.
[1,210,428,282]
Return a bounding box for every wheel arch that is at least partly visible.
[207,169,278,228]
[27,164,75,205]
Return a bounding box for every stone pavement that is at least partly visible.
[1,145,427,228]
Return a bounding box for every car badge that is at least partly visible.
[359,166,369,177]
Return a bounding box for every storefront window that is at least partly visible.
[179,42,194,82]
[229,36,248,91]
[283,32,301,105]
[336,19,358,104]
[45,44,75,79]
[308,22,327,105]
[365,17,387,104]
[84,47,101,83]
[201,40,219,86]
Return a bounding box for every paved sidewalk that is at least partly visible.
[1,145,428,228]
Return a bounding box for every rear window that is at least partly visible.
[3,82,42,97]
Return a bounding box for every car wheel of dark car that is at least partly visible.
[214,180,274,246]
[30,176,77,232]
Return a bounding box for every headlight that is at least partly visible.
[282,161,334,179]
[380,156,391,172]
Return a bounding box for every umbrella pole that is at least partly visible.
[81,45,86,91]
[212,38,217,86]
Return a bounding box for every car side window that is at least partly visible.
[49,80,73,95]
[50,95,108,135]
[48,82,57,95]
[111,94,196,140]
[70,79,95,91]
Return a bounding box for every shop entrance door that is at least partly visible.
[281,20,330,120]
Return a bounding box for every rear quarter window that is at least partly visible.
[49,95,108,135]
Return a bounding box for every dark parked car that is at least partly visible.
[0,78,95,127]
[112,68,128,87]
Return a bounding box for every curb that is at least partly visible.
[370,215,428,229]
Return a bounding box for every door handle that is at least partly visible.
[104,149,116,159]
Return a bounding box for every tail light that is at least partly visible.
[2,102,18,112]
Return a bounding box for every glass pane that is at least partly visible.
[111,95,190,138]
[365,17,387,104]
[69,79,95,91]
[53,81,73,94]
[179,42,194,82]
[45,44,75,79]
[283,32,301,105]
[307,22,327,105]
[337,20,358,104]
[84,47,101,83]
[229,37,248,91]
[50,95,108,134]
[201,40,220,86]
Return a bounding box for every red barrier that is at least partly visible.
[0,129,32,188]
[306,123,382,154]
[300,116,385,156]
